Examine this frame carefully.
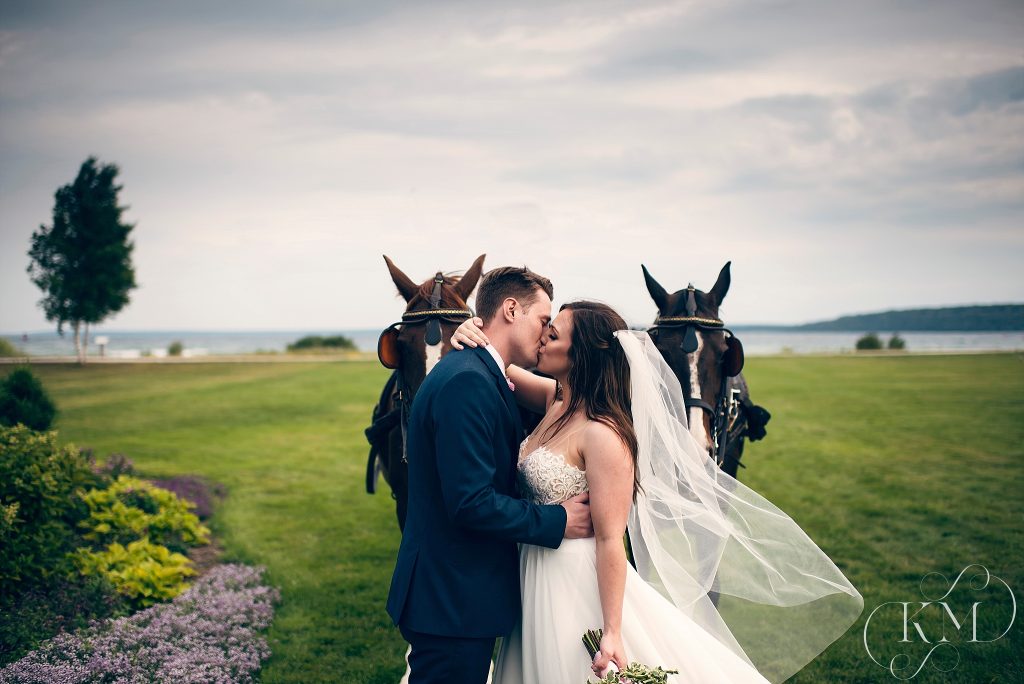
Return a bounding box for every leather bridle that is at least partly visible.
[371,273,474,467]
[647,285,745,469]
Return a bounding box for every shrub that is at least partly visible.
[0,564,279,683]
[73,538,195,607]
[0,573,126,667]
[888,333,907,350]
[0,368,56,431]
[0,426,100,597]
[286,334,356,351]
[167,340,184,356]
[855,332,883,350]
[0,339,22,358]
[78,475,210,553]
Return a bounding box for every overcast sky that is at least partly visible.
[1,0,1022,332]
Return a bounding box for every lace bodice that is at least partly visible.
[517,440,589,505]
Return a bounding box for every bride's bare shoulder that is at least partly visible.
[580,420,631,459]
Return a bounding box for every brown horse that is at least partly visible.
[365,254,486,531]
[642,262,770,478]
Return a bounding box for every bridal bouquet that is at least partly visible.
[583,629,679,684]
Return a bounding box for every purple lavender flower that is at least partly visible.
[0,564,280,684]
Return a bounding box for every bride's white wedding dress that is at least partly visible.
[492,442,772,684]
[492,332,862,684]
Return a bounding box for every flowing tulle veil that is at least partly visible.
[614,330,863,683]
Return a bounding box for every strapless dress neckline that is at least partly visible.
[517,440,588,506]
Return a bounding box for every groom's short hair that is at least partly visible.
[475,266,554,323]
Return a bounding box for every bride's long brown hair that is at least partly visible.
[541,300,640,500]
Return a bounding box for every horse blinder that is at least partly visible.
[424,319,443,346]
[723,335,744,377]
[377,326,401,369]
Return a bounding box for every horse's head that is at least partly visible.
[372,254,486,531]
[379,253,487,399]
[642,262,744,457]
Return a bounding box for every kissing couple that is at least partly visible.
[386,265,863,683]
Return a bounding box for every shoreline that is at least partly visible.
[0,352,379,364]
[2,349,1020,365]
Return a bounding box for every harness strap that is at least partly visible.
[401,309,474,320]
[684,397,715,413]
[653,315,724,327]
[425,273,447,345]
[365,370,400,493]
[685,286,698,317]
[429,273,444,308]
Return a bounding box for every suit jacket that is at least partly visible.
[386,345,567,638]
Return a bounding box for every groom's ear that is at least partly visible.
[500,297,519,324]
[453,253,486,303]
[384,255,419,302]
[642,264,670,313]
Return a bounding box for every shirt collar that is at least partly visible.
[483,344,507,376]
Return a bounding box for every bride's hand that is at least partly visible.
[592,631,627,677]
[451,316,489,350]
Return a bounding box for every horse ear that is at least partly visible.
[384,255,419,302]
[642,264,669,313]
[453,253,486,302]
[710,261,731,305]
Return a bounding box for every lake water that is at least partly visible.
[3,329,1023,358]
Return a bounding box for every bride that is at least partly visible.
[452,301,863,683]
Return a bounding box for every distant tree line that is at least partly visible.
[855,333,906,351]
[796,305,1023,332]
[287,335,357,352]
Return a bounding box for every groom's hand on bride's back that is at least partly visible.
[561,492,594,539]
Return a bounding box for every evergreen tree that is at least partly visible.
[27,157,137,363]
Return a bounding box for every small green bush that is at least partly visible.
[0,338,22,357]
[78,475,210,554]
[167,340,184,356]
[287,334,357,352]
[888,333,906,350]
[855,332,883,350]
[0,426,100,597]
[0,368,56,431]
[73,537,196,607]
[0,572,126,666]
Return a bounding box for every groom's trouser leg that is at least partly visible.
[400,625,494,684]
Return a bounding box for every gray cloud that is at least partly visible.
[1,0,1022,331]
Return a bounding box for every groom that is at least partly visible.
[386,265,592,684]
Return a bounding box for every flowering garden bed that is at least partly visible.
[1,420,280,682]
[0,563,279,683]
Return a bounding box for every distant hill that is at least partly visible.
[787,304,1024,332]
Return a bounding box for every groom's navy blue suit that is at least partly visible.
[387,345,566,683]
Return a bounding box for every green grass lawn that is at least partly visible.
[24,352,1024,683]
